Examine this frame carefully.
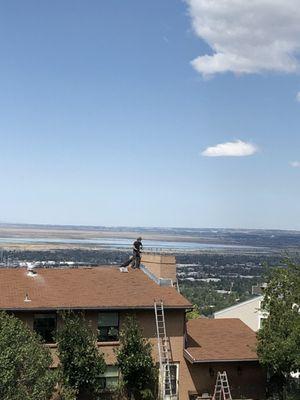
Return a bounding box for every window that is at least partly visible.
[98,312,119,342]
[99,366,119,391]
[164,363,179,398]
[33,313,57,343]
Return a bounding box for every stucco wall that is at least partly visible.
[141,253,177,282]
[214,297,263,332]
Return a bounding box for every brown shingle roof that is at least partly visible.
[0,267,191,310]
[185,318,258,363]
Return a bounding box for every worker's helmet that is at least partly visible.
[137,237,142,241]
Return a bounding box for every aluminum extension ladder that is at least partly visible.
[154,300,173,399]
[212,371,232,400]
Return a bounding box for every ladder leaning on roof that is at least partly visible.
[154,300,173,399]
[212,371,232,400]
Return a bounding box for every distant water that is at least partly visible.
[0,236,252,251]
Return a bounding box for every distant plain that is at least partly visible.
[0,223,299,254]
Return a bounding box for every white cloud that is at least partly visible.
[296,92,300,102]
[201,140,258,157]
[290,161,300,167]
[186,0,300,76]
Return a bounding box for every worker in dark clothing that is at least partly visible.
[119,237,143,269]
[132,237,143,269]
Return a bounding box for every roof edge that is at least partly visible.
[214,295,263,316]
[1,305,190,312]
[184,349,258,364]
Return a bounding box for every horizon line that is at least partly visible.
[0,221,300,234]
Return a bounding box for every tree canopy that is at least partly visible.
[257,262,300,398]
[116,315,157,400]
[0,311,56,400]
[186,304,200,320]
[56,311,106,399]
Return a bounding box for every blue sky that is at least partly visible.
[0,0,300,230]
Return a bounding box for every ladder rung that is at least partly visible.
[154,301,173,398]
[212,372,232,400]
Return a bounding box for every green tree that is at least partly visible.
[0,311,56,400]
[186,304,200,320]
[56,311,106,399]
[116,315,157,400]
[257,262,300,399]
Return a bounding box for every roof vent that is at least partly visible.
[26,262,37,277]
[24,293,31,303]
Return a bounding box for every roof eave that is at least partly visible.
[1,304,191,312]
[184,349,258,364]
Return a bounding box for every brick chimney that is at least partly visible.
[141,253,177,286]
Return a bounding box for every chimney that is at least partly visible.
[141,253,177,287]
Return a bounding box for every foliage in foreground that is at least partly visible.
[0,311,56,400]
[257,262,300,399]
[56,311,106,399]
[116,315,158,400]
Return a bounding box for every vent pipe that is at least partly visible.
[26,262,37,277]
[24,292,31,303]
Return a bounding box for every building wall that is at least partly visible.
[13,308,192,400]
[12,309,266,400]
[214,296,263,332]
[141,253,177,282]
[186,361,266,400]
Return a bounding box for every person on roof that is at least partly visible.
[119,237,143,270]
[132,237,143,269]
